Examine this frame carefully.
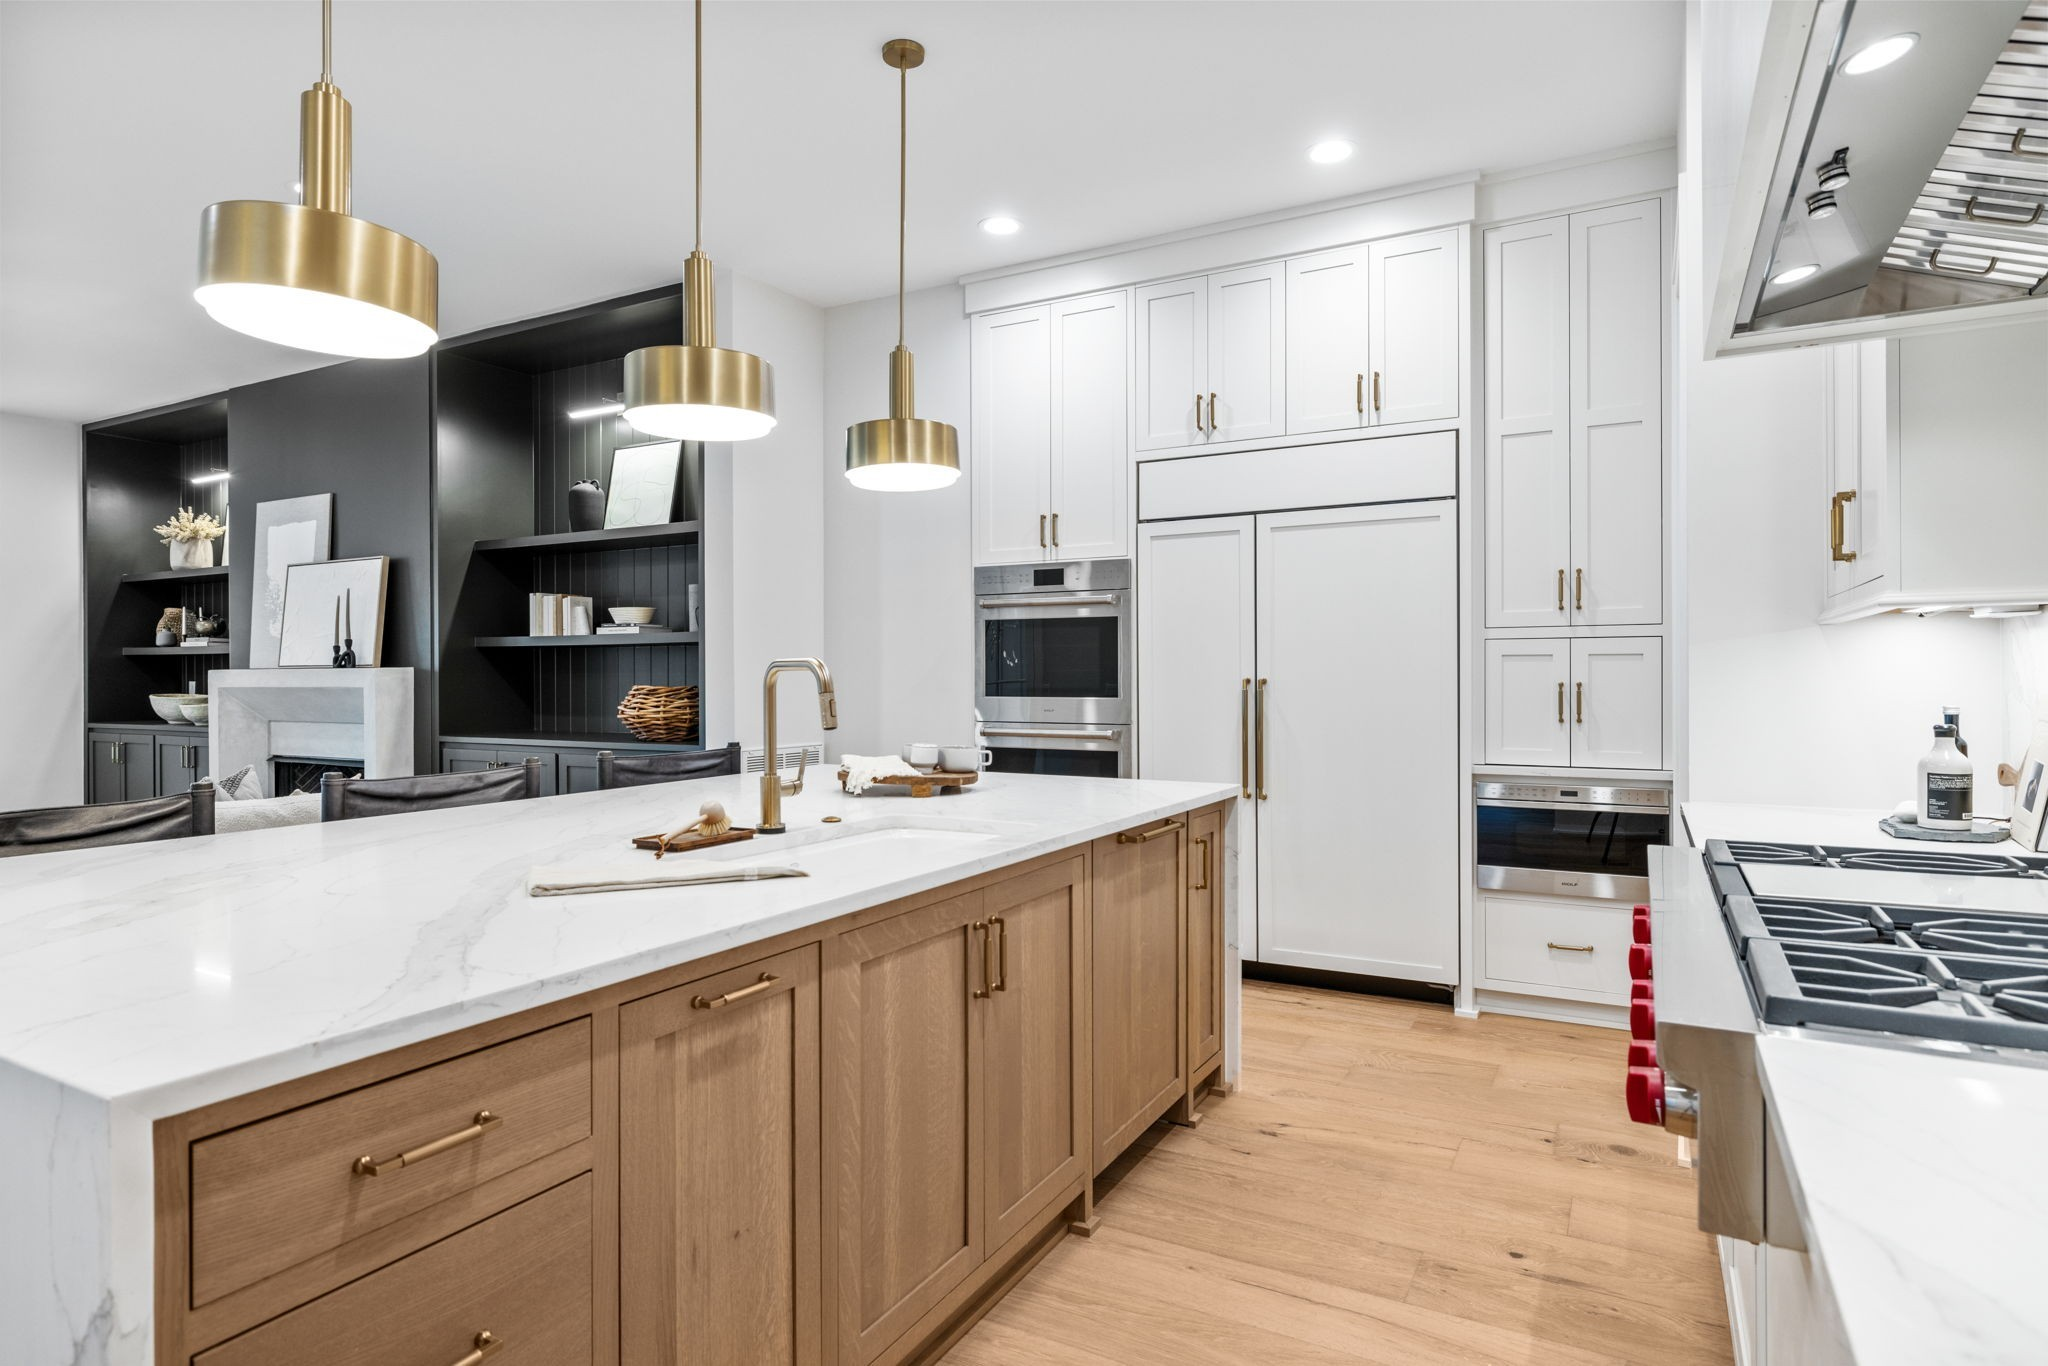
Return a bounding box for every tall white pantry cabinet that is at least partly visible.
[1481,198,1667,771]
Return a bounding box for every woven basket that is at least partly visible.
[617,684,700,743]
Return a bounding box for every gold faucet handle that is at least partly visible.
[783,743,809,797]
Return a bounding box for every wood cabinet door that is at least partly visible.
[1206,263,1287,443]
[831,894,986,1362]
[1255,503,1458,984]
[1570,637,1663,770]
[970,304,1053,565]
[1483,639,1571,768]
[1569,199,1663,626]
[1048,291,1129,561]
[1284,247,1370,436]
[621,946,821,1366]
[1133,277,1207,453]
[979,856,1088,1249]
[1484,216,1572,629]
[1186,806,1225,1075]
[1090,823,1186,1174]
[1367,228,1460,427]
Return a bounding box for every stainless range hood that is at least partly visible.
[1713,0,2048,352]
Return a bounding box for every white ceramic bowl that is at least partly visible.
[150,692,206,725]
[179,700,210,726]
[608,605,655,625]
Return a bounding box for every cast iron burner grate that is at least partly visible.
[1834,848,2035,877]
[1746,940,2048,1051]
[1727,898,2048,964]
[1783,948,1945,1008]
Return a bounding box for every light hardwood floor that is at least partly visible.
[942,980,1734,1366]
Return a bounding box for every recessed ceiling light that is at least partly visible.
[1771,263,1821,285]
[979,215,1021,236]
[1842,32,1916,75]
[566,401,626,420]
[1308,139,1355,165]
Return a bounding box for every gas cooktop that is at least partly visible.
[1707,839,2048,877]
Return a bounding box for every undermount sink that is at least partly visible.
[692,813,1025,865]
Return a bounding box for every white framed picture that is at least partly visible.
[278,556,390,668]
[2013,720,2048,853]
[250,494,333,667]
[604,441,682,529]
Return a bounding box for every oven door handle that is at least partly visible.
[981,727,1124,741]
[1475,798,1669,816]
[977,594,1121,610]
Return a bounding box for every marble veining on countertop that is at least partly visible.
[1757,1033,2048,1366]
[0,769,1235,1113]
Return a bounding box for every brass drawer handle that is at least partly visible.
[1051,512,1059,548]
[1191,836,1211,891]
[1039,514,1047,549]
[1256,678,1269,800]
[1574,567,1584,611]
[990,915,1008,992]
[1830,489,1858,563]
[1117,818,1186,844]
[691,972,778,1009]
[353,1110,501,1177]
[1208,392,1217,433]
[1964,194,2042,226]
[1355,372,1364,415]
[1575,681,1584,726]
[972,921,991,1000]
[1557,681,1565,725]
[1547,942,1596,954]
[1193,392,1204,434]
[451,1331,502,1366]
[1239,678,1252,800]
[1372,370,1381,413]
[1556,568,1565,612]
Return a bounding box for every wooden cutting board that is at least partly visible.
[630,827,758,856]
[837,769,978,798]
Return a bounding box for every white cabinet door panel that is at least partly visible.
[1256,502,1457,983]
[1138,516,1258,958]
[1823,342,1885,598]
[1368,229,1459,427]
[1284,248,1369,436]
[1569,200,1663,625]
[1133,278,1207,453]
[970,305,1052,565]
[1049,291,1129,561]
[1207,264,1287,443]
[1570,637,1662,769]
[1483,639,1570,767]
[1484,218,1571,628]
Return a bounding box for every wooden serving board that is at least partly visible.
[837,769,979,799]
[630,827,758,856]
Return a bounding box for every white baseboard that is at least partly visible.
[1473,989,1627,1030]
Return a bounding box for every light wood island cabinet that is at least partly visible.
[151,805,1228,1366]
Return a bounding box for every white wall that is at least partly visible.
[2006,614,2048,776]
[0,411,84,811]
[821,284,975,759]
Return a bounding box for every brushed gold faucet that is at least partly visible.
[759,658,837,834]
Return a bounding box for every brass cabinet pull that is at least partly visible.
[1929,244,1996,276]
[972,921,992,1000]
[691,972,778,1010]
[1372,371,1381,413]
[1207,392,1217,433]
[1829,490,1858,563]
[1556,681,1565,725]
[2012,128,2048,159]
[1556,568,1565,612]
[1239,678,1252,800]
[1355,373,1364,415]
[1575,681,1584,725]
[989,916,1008,992]
[1964,194,2042,226]
[1193,392,1204,434]
[1547,942,1596,954]
[449,1332,502,1366]
[1191,836,1211,891]
[1039,514,1047,549]
[1574,567,1584,611]
[1051,513,1059,548]
[1117,818,1186,844]
[353,1110,502,1177]
[1255,678,1269,800]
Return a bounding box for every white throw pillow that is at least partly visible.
[214,792,322,833]
[208,764,265,802]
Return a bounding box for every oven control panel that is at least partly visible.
[1475,781,1670,809]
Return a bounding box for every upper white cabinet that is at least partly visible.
[1367,228,1461,429]
[1483,636,1663,770]
[1284,248,1369,435]
[971,290,1129,565]
[1483,198,1665,628]
[1133,277,1206,453]
[1206,264,1287,443]
[1819,320,2048,622]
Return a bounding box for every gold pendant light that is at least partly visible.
[845,39,960,492]
[195,0,438,358]
[622,0,776,442]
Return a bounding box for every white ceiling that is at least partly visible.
[0,0,1681,424]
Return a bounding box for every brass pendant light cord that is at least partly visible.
[694,0,703,254]
[897,59,907,348]
[320,0,332,84]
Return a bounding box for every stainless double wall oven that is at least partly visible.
[974,559,1132,778]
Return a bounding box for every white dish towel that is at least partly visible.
[839,754,924,795]
[526,862,806,897]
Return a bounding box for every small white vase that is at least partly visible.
[169,538,216,570]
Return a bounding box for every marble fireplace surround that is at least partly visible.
[207,668,416,795]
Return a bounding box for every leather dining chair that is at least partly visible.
[319,758,543,822]
[596,741,743,790]
[0,780,217,858]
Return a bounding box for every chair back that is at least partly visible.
[321,758,542,822]
[0,781,216,858]
[596,742,743,790]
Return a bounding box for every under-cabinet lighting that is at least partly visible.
[1308,139,1355,165]
[1770,263,1820,285]
[1842,33,1917,76]
[188,469,232,485]
[1969,605,2044,619]
[979,215,1021,236]
[566,401,626,421]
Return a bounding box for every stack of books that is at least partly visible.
[527,593,596,636]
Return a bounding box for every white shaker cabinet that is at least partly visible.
[970,290,1129,565]
[1367,228,1460,429]
[1483,199,1665,628]
[1284,248,1370,436]
[1206,264,1287,443]
[1133,277,1208,452]
[1482,638,1571,767]
[1483,636,1662,770]
[1823,341,1886,602]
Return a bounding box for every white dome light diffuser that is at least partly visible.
[1308,139,1355,164]
[1771,263,1821,285]
[979,215,1021,236]
[1842,33,1917,75]
[622,0,776,443]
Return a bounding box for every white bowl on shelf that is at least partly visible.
[179,701,210,726]
[608,606,655,625]
[150,692,206,725]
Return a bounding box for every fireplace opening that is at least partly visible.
[273,756,363,796]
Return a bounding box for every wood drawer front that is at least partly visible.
[195,1174,593,1366]
[190,1018,593,1306]
[1479,895,1630,999]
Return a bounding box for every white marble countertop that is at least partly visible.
[1757,1033,2048,1366]
[1681,800,2029,854]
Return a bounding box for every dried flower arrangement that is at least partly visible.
[153,508,227,545]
